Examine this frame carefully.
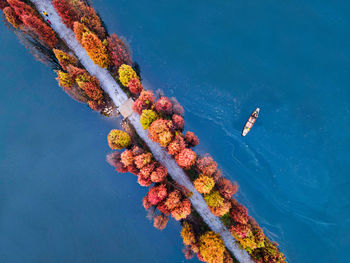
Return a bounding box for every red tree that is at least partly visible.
[107,33,132,69]
[196,155,217,176]
[53,0,79,29]
[7,0,36,17]
[128,78,143,95]
[155,97,172,115]
[3,6,22,28]
[172,114,185,130]
[185,131,199,147]
[71,0,105,39]
[0,0,9,10]
[132,90,156,114]
[150,165,167,183]
[22,15,58,48]
[216,178,238,199]
[175,148,197,170]
[167,134,186,156]
[147,184,167,205]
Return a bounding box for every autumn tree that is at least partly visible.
[171,199,191,220]
[127,78,143,94]
[70,0,105,39]
[175,148,196,169]
[107,130,131,150]
[118,64,138,86]
[132,90,156,114]
[8,0,58,48]
[196,155,218,176]
[181,222,196,246]
[134,152,152,169]
[76,73,103,101]
[0,0,9,10]
[53,0,79,29]
[155,97,172,115]
[172,114,184,130]
[73,22,90,43]
[21,15,58,48]
[53,49,78,70]
[147,184,167,205]
[7,0,36,17]
[185,131,199,147]
[150,165,167,183]
[3,6,22,28]
[194,174,215,194]
[140,109,159,129]
[204,190,224,208]
[56,70,74,90]
[199,232,226,263]
[167,134,186,156]
[81,31,111,68]
[153,215,169,230]
[148,119,174,147]
[107,33,132,69]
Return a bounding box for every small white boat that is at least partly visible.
[241,108,260,136]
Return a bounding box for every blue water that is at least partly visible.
[1,1,350,262]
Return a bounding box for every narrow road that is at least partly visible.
[30,1,253,262]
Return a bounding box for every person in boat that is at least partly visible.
[246,111,258,129]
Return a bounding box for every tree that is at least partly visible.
[77,79,103,101]
[70,0,105,39]
[148,119,174,147]
[107,33,132,69]
[73,22,90,43]
[0,0,9,10]
[147,184,167,205]
[153,215,169,230]
[138,162,156,187]
[81,31,111,68]
[134,152,152,169]
[118,64,138,86]
[204,191,224,208]
[216,178,238,199]
[194,174,215,194]
[167,134,186,156]
[155,97,172,115]
[184,131,199,147]
[53,49,78,71]
[140,109,159,129]
[56,70,74,90]
[3,6,22,28]
[127,78,143,94]
[175,148,196,170]
[107,130,131,150]
[181,222,196,246]
[199,232,225,263]
[21,15,58,48]
[209,200,231,217]
[171,199,191,220]
[172,114,184,130]
[196,155,217,176]
[7,0,58,48]
[120,150,134,167]
[53,0,79,29]
[7,0,36,18]
[150,165,167,183]
[230,199,248,225]
[132,90,156,114]
[164,190,182,211]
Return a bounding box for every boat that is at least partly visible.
[241,108,260,136]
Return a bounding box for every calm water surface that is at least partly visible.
[1,1,350,262]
